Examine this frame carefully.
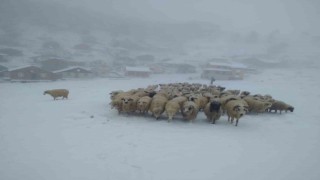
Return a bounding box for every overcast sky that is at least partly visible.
[37,0,320,35]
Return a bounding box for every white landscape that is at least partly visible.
[1,67,320,180]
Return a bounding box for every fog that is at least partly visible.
[1,1,320,179]
[1,0,320,70]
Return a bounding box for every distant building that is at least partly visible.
[53,66,93,79]
[157,63,196,74]
[38,58,84,71]
[149,64,165,74]
[201,62,244,80]
[124,66,151,78]
[6,65,58,82]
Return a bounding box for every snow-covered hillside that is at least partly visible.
[0,68,319,180]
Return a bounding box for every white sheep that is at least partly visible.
[165,96,188,122]
[225,99,249,126]
[182,101,199,122]
[136,96,152,114]
[165,100,181,122]
[204,99,222,124]
[110,90,136,114]
[44,89,69,100]
[220,95,241,114]
[225,89,241,96]
[243,96,272,113]
[121,95,139,114]
[268,100,294,114]
[188,94,208,111]
[109,90,124,100]
[149,95,168,120]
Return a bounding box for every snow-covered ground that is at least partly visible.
[1,68,319,180]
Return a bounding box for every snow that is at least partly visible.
[8,65,40,72]
[53,66,92,73]
[125,66,151,72]
[1,68,320,180]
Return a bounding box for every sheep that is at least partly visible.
[240,91,250,98]
[149,95,168,120]
[136,96,152,115]
[220,95,241,114]
[188,94,208,111]
[268,100,294,114]
[43,89,69,100]
[109,90,123,100]
[225,99,249,126]
[110,90,137,114]
[204,99,222,124]
[243,96,272,113]
[225,89,241,96]
[182,101,199,122]
[121,95,139,114]
[165,100,181,122]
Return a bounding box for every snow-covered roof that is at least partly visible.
[229,62,248,69]
[8,65,40,71]
[208,62,231,67]
[209,62,249,69]
[53,66,91,73]
[125,66,151,72]
[203,68,232,72]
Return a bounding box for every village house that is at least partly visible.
[124,66,151,78]
[6,65,59,82]
[38,58,84,71]
[157,62,196,74]
[201,62,243,80]
[53,66,93,79]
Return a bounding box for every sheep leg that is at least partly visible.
[211,117,216,124]
[235,118,239,126]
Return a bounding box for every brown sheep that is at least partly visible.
[44,89,69,100]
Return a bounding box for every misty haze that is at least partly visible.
[1,0,320,180]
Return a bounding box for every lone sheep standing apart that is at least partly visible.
[44,89,69,100]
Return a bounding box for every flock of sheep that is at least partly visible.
[109,82,294,126]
